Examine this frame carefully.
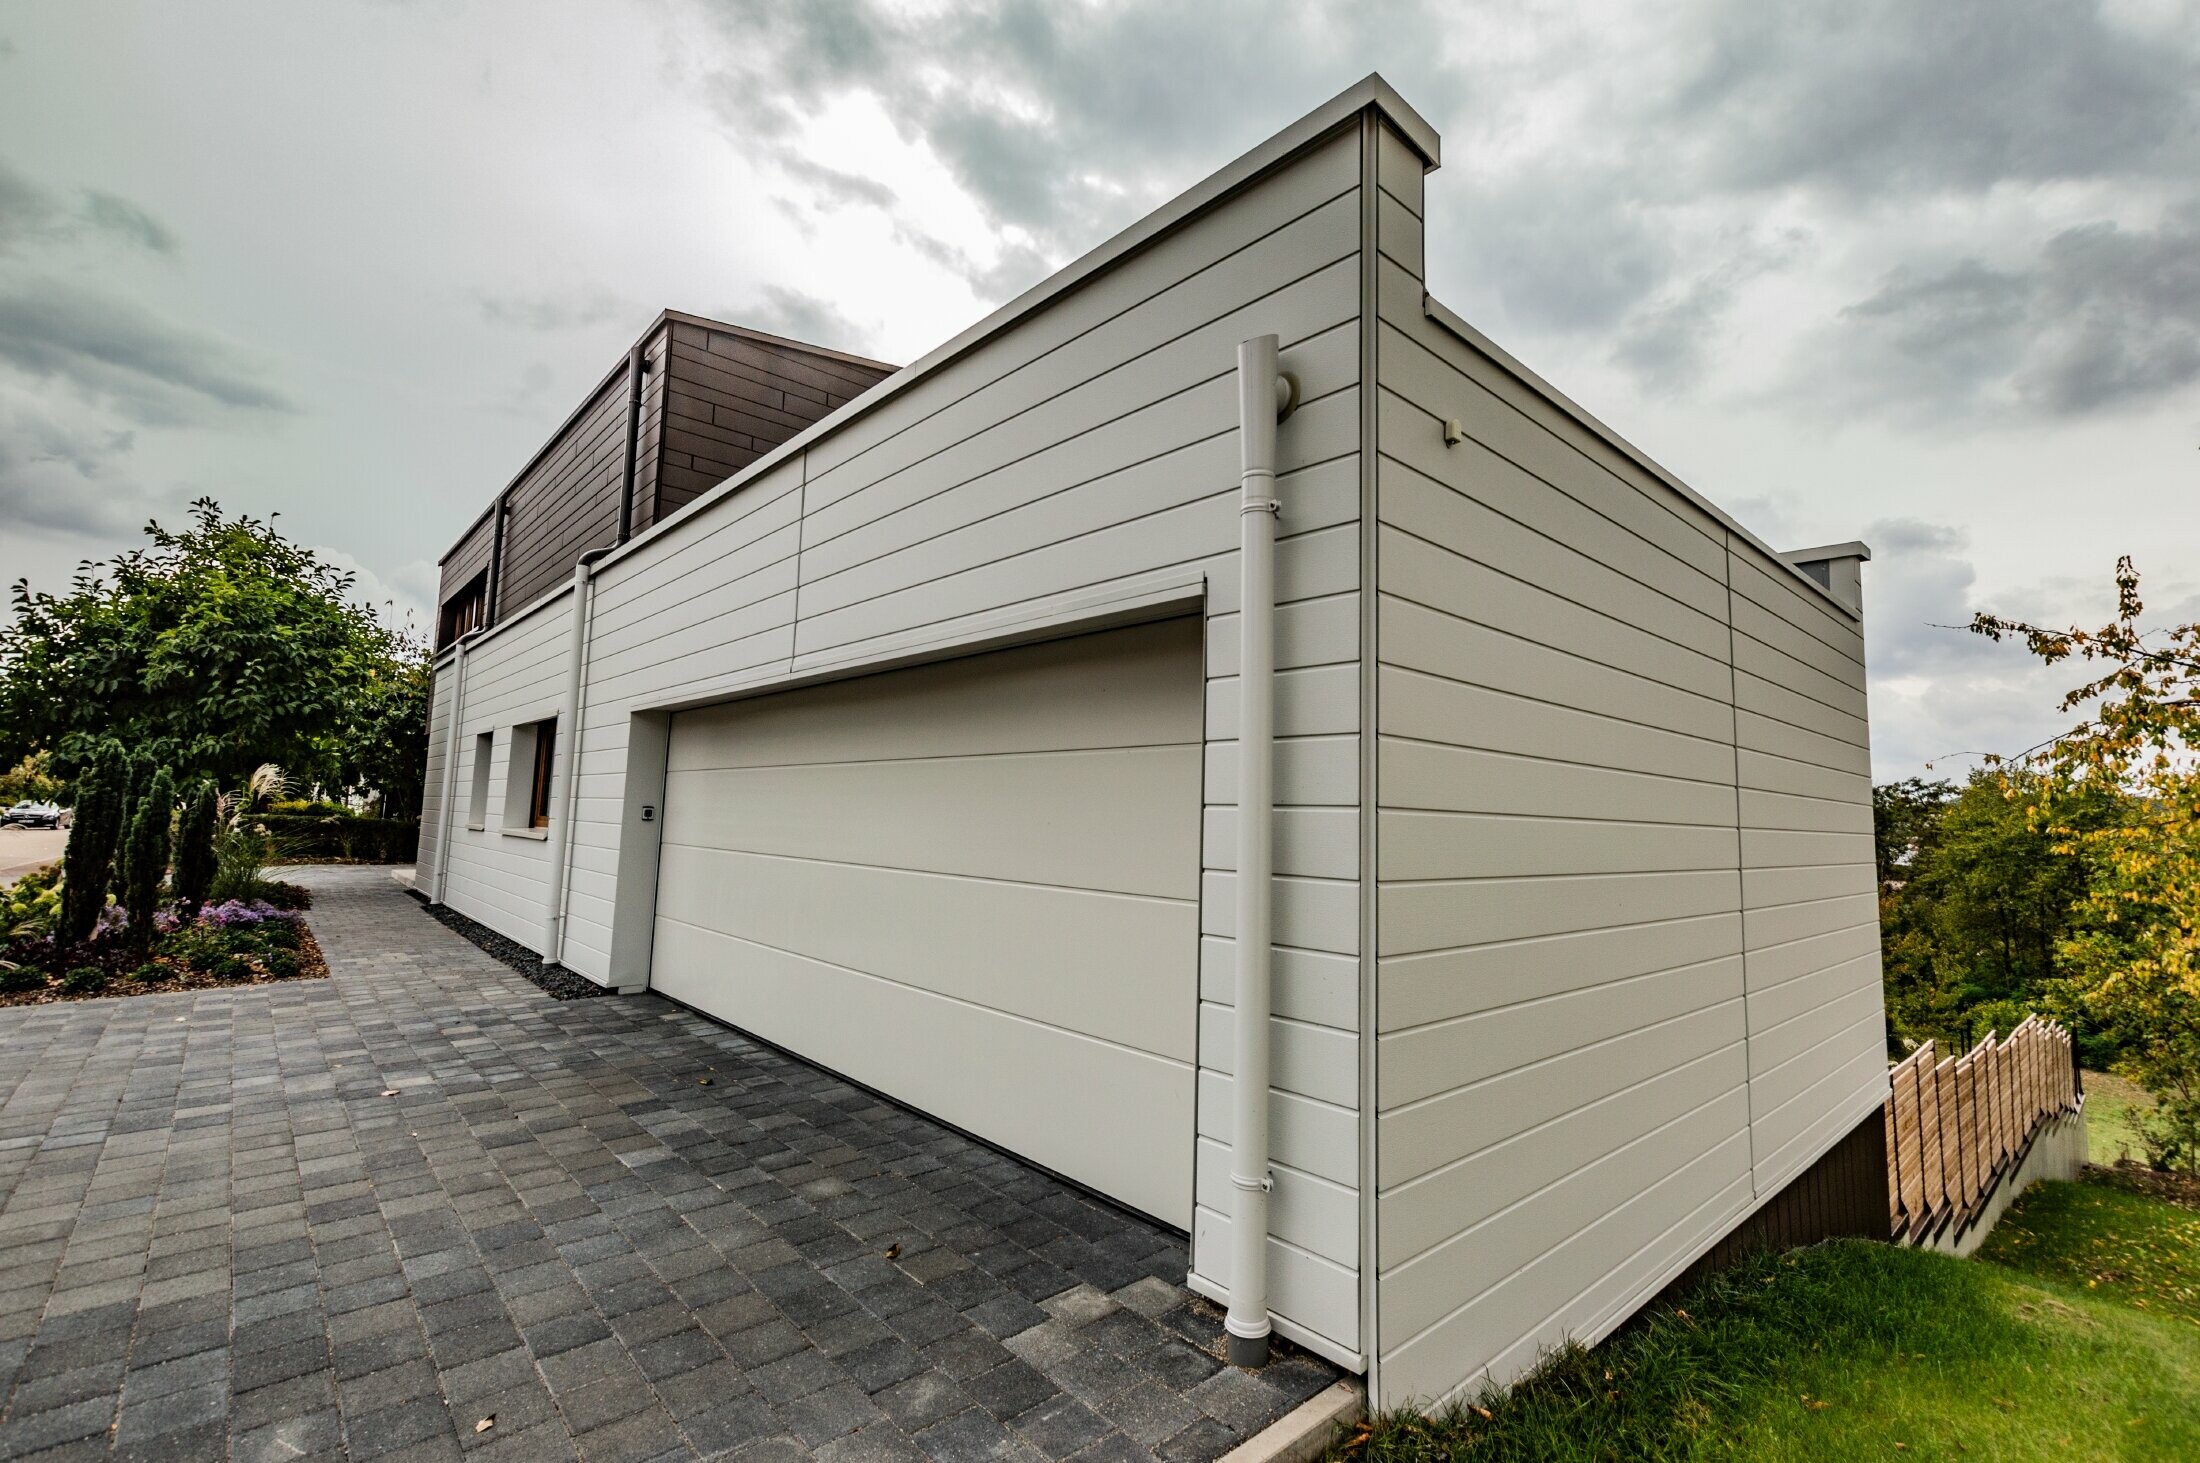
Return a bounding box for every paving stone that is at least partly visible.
[0,868,1332,1463]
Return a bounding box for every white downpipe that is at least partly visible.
[542,557,599,967]
[431,635,472,905]
[1227,333,1288,1369]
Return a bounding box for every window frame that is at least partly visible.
[526,719,557,829]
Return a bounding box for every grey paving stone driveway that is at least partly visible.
[0,867,1336,1462]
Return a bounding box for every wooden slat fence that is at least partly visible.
[1884,1016,2082,1243]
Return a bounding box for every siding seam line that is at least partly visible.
[1357,110,1383,1391]
[1725,530,1758,1198]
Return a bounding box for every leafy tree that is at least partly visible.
[1873,777,1954,885]
[120,768,174,957]
[0,498,406,794]
[173,780,218,913]
[1972,557,2200,1171]
[0,753,61,806]
[57,741,125,945]
[1875,770,2117,1052]
[331,623,431,819]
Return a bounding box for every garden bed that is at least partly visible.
[1,865,328,1005]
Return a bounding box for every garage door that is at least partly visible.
[652,617,1204,1225]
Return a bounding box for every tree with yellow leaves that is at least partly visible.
[1973,557,2200,1171]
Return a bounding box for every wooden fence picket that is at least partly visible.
[1885,1019,2078,1241]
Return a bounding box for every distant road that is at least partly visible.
[0,827,66,886]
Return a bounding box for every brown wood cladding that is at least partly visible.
[1653,1108,1890,1309]
[495,374,630,613]
[649,322,892,523]
[436,315,891,626]
[437,513,496,625]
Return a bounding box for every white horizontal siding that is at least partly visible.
[1730,544,1888,1195]
[1369,163,1885,1409]
[419,119,1381,1362]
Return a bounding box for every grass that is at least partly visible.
[1979,1174,2200,1327]
[2086,1071,2158,1167]
[1336,1177,2200,1462]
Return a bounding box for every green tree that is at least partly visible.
[1875,771,2116,1050]
[57,741,125,946]
[0,498,401,791]
[331,624,432,819]
[1873,776,1955,885]
[1972,557,2200,1171]
[120,768,174,957]
[0,752,61,806]
[173,780,218,913]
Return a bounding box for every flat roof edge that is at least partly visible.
[1420,293,1862,622]
[584,74,1441,583]
[1783,540,1872,564]
[660,310,898,375]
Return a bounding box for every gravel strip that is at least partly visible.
[406,888,609,998]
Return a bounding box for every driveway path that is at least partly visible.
[0,867,1333,1462]
[0,827,65,885]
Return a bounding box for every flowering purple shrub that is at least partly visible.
[198,899,300,929]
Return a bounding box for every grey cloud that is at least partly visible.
[2019,215,2200,411]
[0,400,161,540]
[1667,0,2200,196]
[0,280,294,426]
[0,156,62,252]
[728,285,877,357]
[1612,229,1807,388]
[890,223,1053,305]
[1801,208,2200,421]
[1453,178,1673,336]
[81,190,178,255]
[0,156,179,258]
[1858,516,2093,774]
[694,0,1467,289]
[776,155,896,211]
[477,285,627,331]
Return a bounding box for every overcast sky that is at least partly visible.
[3,0,2196,778]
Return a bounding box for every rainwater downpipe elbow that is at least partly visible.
[1227,333,1295,1369]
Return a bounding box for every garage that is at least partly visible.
[649,616,1205,1226]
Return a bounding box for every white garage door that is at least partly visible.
[652,617,1204,1225]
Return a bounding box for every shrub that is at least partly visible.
[120,768,175,958]
[130,962,165,984]
[212,953,251,981]
[0,861,60,941]
[60,966,107,995]
[58,740,126,945]
[254,812,418,862]
[258,880,313,911]
[207,823,274,904]
[0,966,45,994]
[264,948,299,979]
[173,780,218,912]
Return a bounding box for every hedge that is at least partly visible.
[257,813,419,863]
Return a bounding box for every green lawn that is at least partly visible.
[2085,1071,2158,1167]
[1336,1176,2200,1462]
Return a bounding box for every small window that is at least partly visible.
[501,719,558,834]
[528,720,557,829]
[467,732,492,829]
[438,571,488,649]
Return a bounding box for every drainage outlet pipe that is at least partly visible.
[1227,333,1292,1369]
[542,551,606,967]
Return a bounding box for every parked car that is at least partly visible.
[1,801,62,829]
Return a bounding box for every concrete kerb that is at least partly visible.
[1219,1378,1364,1463]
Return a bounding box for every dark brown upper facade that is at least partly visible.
[436,311,895,647]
